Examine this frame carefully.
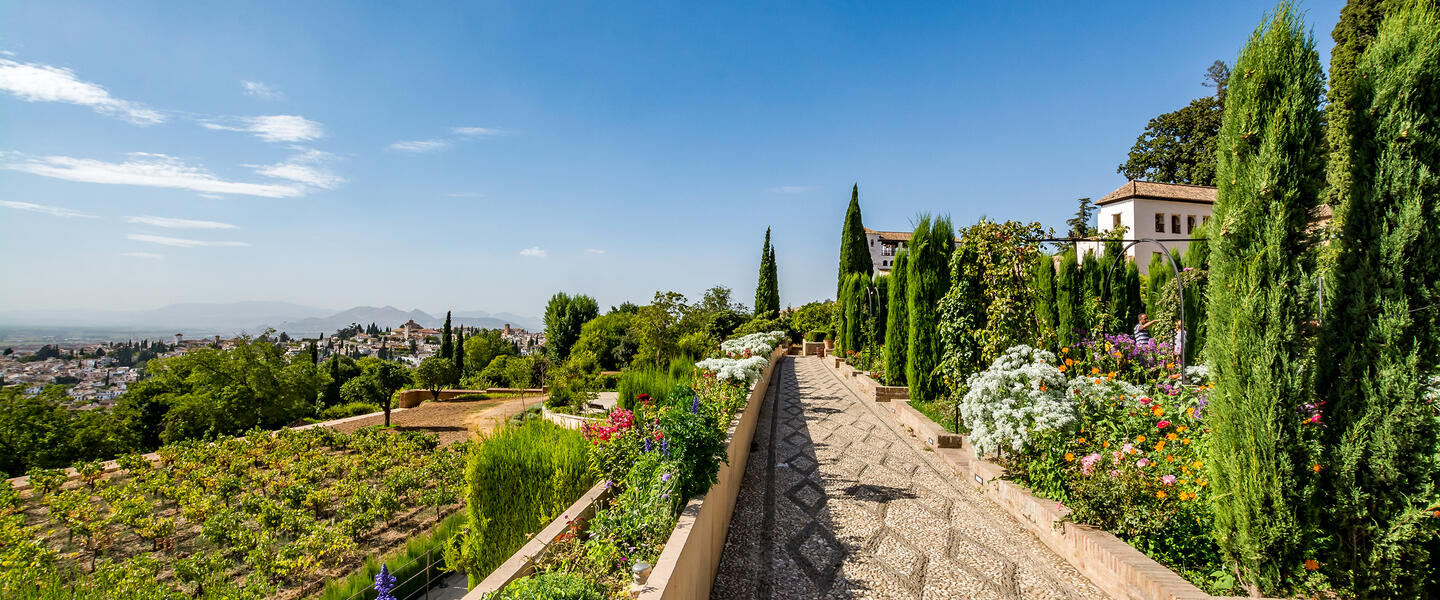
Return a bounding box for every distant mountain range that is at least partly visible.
[0,302,541,340]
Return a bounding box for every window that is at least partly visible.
[1112,213,1122,228]
[1171,215,1180,233]
[1187,215,1195,234]
[1155,213,1165,233]
[1202,215,1211,225]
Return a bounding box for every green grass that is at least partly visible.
[909,400,966,434]
[615,356,696,409]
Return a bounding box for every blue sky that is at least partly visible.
[0,1,1343,317]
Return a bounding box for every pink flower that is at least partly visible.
[1122,443,1135,455]
[1080,453,1102,475]
[1139,397,1153,404]
[1156,420,1171,429]
[1307,413,1321,424]
[1136,458,1150,468]
[1161,474,1177,485]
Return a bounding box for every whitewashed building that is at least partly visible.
[863,228,911,275]
[1078,180,1216,275]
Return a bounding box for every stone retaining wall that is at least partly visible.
[396,387,546,408]
[465,481,613,595]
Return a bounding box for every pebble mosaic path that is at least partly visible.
[711,356,1111,600]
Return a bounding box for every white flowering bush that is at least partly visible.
[695,355,770,384]
[719,331,787,358]
[959,345,1076,456]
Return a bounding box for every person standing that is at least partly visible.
[1133,313,1154,345]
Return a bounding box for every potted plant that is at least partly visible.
[823,331,834,351]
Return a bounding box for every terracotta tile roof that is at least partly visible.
[864,227,913,242]
[1096,180,1217,206]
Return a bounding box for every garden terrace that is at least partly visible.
[0,426,468,600]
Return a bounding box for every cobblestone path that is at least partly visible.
[711,356,1109,600]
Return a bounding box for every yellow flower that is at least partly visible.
[1198,479,1208,487]
[1185,407,1195,418]
[1152,406,1165,417]
[1177,425,1189,433]
[1166,433,1177,441]
[1192,460,1203,469]
[1136,435,1147,443]
[1156,490,1168,499]
[1061,347,1070,354]
[1182,438,1191,445]
[1154,440,1166,452]
[1064,452,1075,462]
[1166,362,1175,370]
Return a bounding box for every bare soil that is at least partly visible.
[328,395,544,446]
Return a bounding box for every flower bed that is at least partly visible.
[463,332,788,598]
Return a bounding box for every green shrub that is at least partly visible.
[495,571,607,600]
[318,511,466,600]
[805,330,827,343]
[730,315,788,338]
[453,421,594,586]
[905,215,954,404]
[318,402,381,420]
[884,250,910,386]
[616,359,694,410]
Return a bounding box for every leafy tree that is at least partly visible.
[0,386,78,477]
[1065,197,1096,238]
[905,215,954,403]
[837,183,873,296]
[544,292,599,364]
[1314,6,1440,596]
[884,251,910,384]
[1117,62,1228,185]
[413,356,457,403]
[564,312,636,373]
[754,228,780,318]
[790,300,837,336]
[441,311,453,359]
[633,291,687,368]
[1204,5,1326,591]
[463,329,520,374]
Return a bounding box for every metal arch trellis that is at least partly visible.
[1038,236,1205,385]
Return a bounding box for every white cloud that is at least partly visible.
[121,252,164,260]
[519,246,547,258]
[0,58,164,125]
[0,200,98,218]
[2,151,310,198]
[241,80,282,101]
[124,215,238,230]
[246,148,344,190]
[584,248,605,254]
[202,114,323,142]
[453,126,503,137]
[127,233,248,248]
[388,139,451,153]
[446,192,482,198]
[198,193,223,199]
[765,185,816,194]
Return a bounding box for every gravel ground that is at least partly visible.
[711,356,1111,600]
[328,395,544,445]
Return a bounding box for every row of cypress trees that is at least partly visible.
[1205,1,1440,595]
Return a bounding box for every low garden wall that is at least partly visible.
[465,481,613,596]
[541,407,602,430]
[396,387,547,408]
[817,356,1266,600]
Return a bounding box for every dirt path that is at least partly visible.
[328,395,544,446]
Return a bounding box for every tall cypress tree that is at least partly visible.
[1315,6,1440,596]
[1031,253,1058,348]
[441,311,453,359]
[871,274,888,354]
[1123,260,1144,332]
[1055,248,1084,347]
[838,184,873,297]
[755,228,780,317]
[884,251,910,385]
[766,238,780,315]
[906,215,954,404]
[1324,0,1394,229]
[842,273,866,353]
[1145,252,1173,316]
[454,327,466,380]
[1205,4,1325,591]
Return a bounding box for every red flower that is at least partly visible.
[1156,420,1171,429]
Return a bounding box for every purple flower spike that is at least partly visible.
[375,564,397,600]
[661,472,671,482]
[644,438,653,453]
[691,395,700,413]
[662,438,670,457]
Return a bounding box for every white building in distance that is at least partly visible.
[1079,180,1216,275]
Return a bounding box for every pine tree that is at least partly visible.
[1055,248,1084,347]
[906,215,954,404]
[838,184,873,297]
[1031,253,1058,348]
[1205,4,1326,590]
[1315,6,1440,595]
[755,228,780,317]
[884,251,910,385]
[441,311,453,359]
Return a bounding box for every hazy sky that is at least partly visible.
[0,1,1342,317]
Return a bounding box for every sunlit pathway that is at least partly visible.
[712,356,1110,600]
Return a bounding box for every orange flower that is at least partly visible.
[1064,452,1075,462]
[1166,433,1178,441]
[1090,367,1101,375]
[1077,437,1087,444]
[1058,365,1067,373]
[1192,460,1203,469]
[1305,559,1319,571]
[1165,454,1175,462]
[1185,407,1195,418]
[1182,438,1191,445]
[1065,358,1073,366]
[1166,362,1175,370]
[1039,385,1048,391]
[1152,406,1165,417]
[1154,440,1166,452]
[1061,347,1070,354]
[1177,425,1188,433]
[1312,464,1323,473]
[1156,490,1168,499]
[1136,435,1147,443]
[1113,351,1123,358]
[1102,441,1110,448]
[1198,479,1208,487]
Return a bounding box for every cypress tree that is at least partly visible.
[884,251,910,385]
[766,238,780,315]
[1102,239,1129,327]
[871,274,888,351]
[1315,6,1440,595]
[755,228,780,317]
[441,311,453,359]
[1031,253,1058,348]
[837,184,873,297]
[836,277,850,354]
[1204,5,1326,590]
[1182,223,1212,365]
[843,273,866,353]
[1081,249,1103,312]
[906,215,954,404]
[324,356,341,408]
[1145,252,1173,316]
[1123,260,1144,331]
[454,327,466,380]
[1055,248,1084,347]
[1324,0,1397,230]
